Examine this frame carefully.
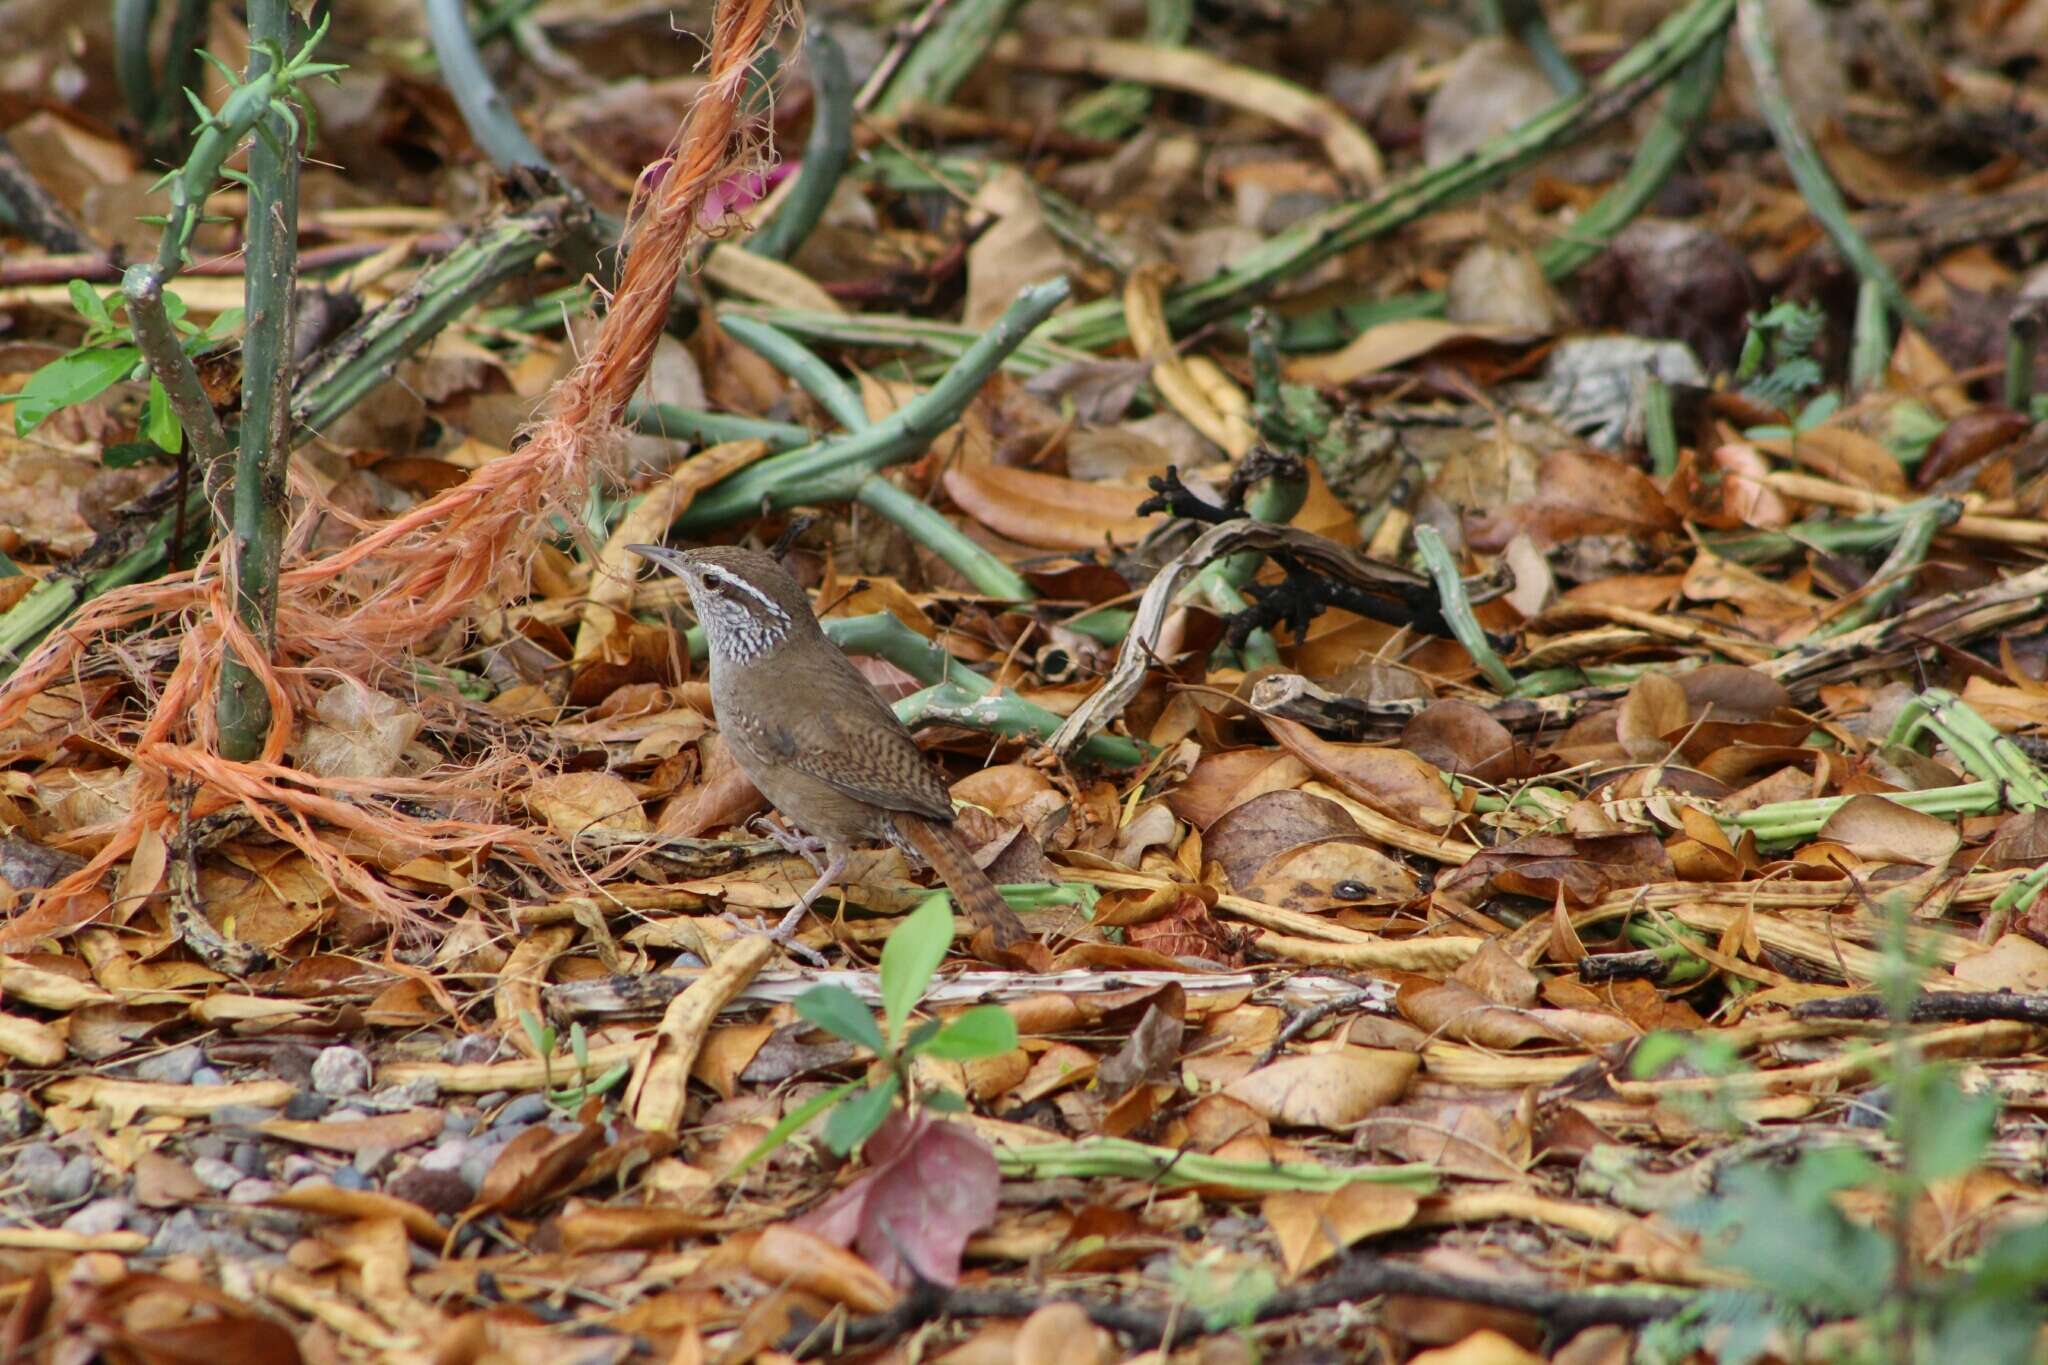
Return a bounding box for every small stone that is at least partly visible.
[441,1112,475,1136]
[282,1091,333,1121]
[61,1197,131,1236]
[12,1143,65,1199]
[134,1046,203,1085]
[149,1210,209,1257]
[353,1146,393,1178]
[443,1035,504,1066]
[419,1138,470,1173]
[476,1090,510,1111]
[231,1142,264,1177]
[460,1142,512,1192]
[386,1166,470,1215]
[277,1156,324,1185]
[491,1093,548,1129]
[401,1076,441,1107]
[191,1157,243,1193]
[328,1165,372,1192]
[311,1046,371,1098]
[189,1067,226,1086]
[0,1091,43,1140]
[48,1154,96,1204]
[188,1134,230,1162]
[226,1177,277,1204]
[210,1104,281,1126]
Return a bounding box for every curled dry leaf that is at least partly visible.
[1222,1048,1418,1127]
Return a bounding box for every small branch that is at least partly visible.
[854,477,1033,601]
[870,0,1025,115]
[719,316,868,431]
[626,402,811,451]
[897,680,1143,769]
[1793,992,2048,1027]
[120,265,229,468]
[746,29,852,262]
[0,136,93,253]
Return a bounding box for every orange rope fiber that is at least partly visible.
[0,0,786,949]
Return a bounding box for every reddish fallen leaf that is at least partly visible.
[797,1110,999,1288]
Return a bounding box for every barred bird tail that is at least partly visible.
[890,813,1029,949]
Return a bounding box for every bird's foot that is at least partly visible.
[747,814,830,873]
[722,908,829,967]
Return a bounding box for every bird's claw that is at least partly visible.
[722,908,828,967]
[746,815,830,873]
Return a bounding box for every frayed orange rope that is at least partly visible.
[0,0,786,949]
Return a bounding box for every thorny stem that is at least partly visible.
[869,0,1025,115]
[217,0,303,761]
[672,279,1071,532]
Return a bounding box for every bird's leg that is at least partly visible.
[746,813,830,873]
[723,848,849,967]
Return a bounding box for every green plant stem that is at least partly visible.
[870,0,1025,114]
[995,1136,1437,1193]
[2007,310,2041,412]
[855,477,1034,600]
[896,681,1145,768]
[1058,0,1191,138]
[1732,780,1999,845]
[422,0,548,174]
[718,316,868,432]
[1850,277,1890,394]
[120,265,228,467]
[1488,0,1585,95]
[217,0,301,762]
[625,402,812,451]
[672,279,1070,532]
[1703,499,1959,564]
[293,197,583,435]
[747,29,852,262]
[1046,0,1736,353]
[1643,375,1679,477]
[1735,0,1922,327]
[115,0,209,156]
[1414,526,1516,693]
[717,301,1093,377]
[1811,498,1947,640]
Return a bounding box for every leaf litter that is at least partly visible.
[4,0,2048,1360]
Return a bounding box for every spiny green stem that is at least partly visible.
[719,316,868,432]
[626,402,812,451]
[120,265,228,467]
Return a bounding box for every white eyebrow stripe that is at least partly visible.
[699,563,789,620]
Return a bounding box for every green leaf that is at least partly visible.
[824,1075,899,1155]
[102,442,165,469]
[795,984,886,1055]
[66,279,114,333]
[880,894,952,1048]
[1896,1067,1998,1184]
[143,376,182,454]
[920,1086,966,1113]
[922,1005,1019,1061]
[902,1017,943,1055]
[517,1009,555,1060]
[12,347,142,437]
[570,1022,590,1071]
[725,1079,863,1182]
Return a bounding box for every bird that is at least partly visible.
[629,543,1031,953]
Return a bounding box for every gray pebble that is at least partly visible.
[188,1134,230,1162]
[328,1165,372,1192]
[188,1067,225,1086]
[134,1046,203,1085]
[12,1143,65,1199]
[492,1093,548,1128]
[475,1090,509,1111]
[276,1156,324,1185]
[48,1154,96,1204]
[0,1091,42,1140]
[231,1142,264,1177]
[226,1177,277,1203]
[209,1104,280,1126]
[443,1035,504,1066]
[419,1138,471,1172]
[281,1091,332,1121]
[353,1146,393,1178]
[190,1157,243,1193]
[441,1112,475,1136]
[311,1046,371,1097]
[61,1197,131,1236]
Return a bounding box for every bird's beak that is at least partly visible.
[627,544,691,578]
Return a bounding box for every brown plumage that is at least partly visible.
[629,543,1031,950]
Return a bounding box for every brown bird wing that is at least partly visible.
[741,677,957,823]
